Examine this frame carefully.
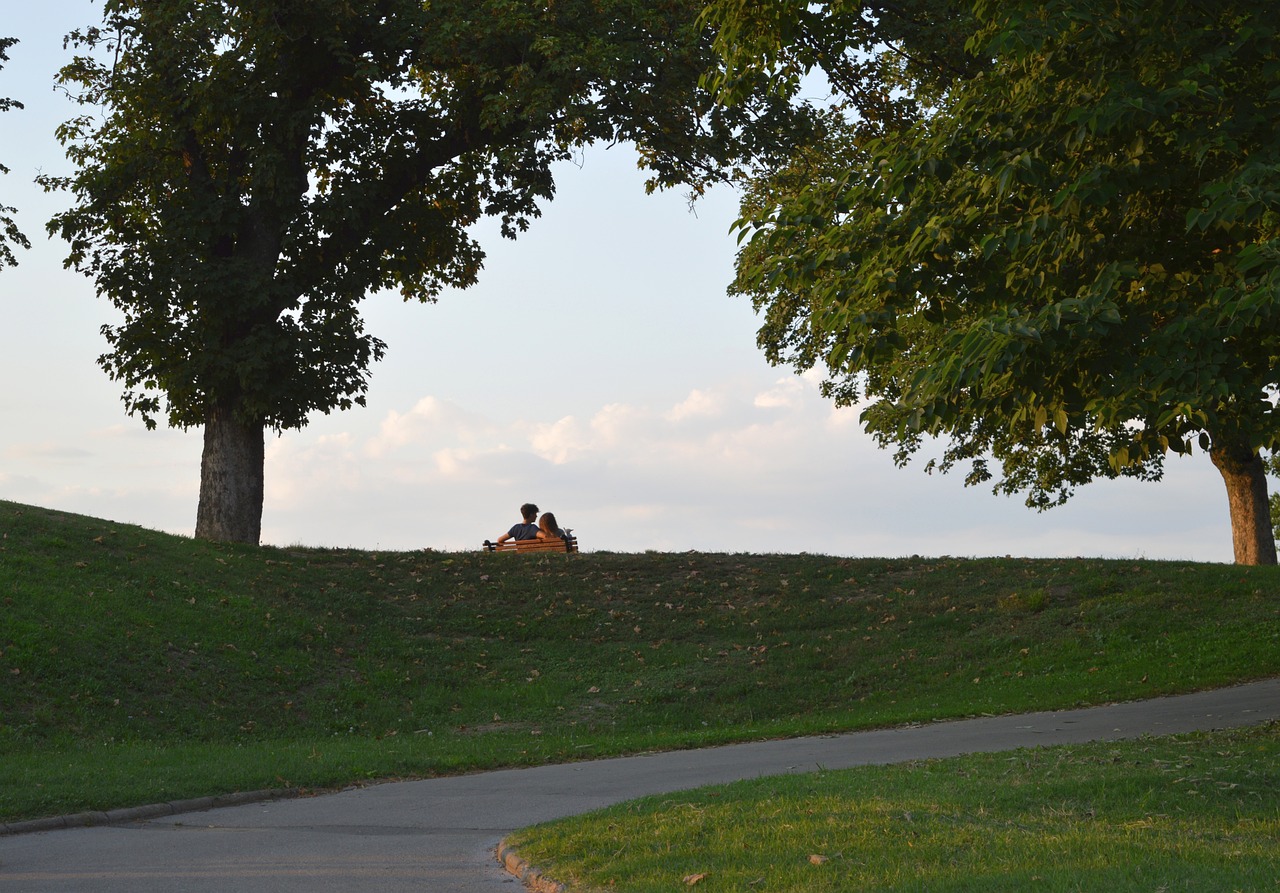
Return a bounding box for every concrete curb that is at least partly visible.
[496,839,568,893]
[0,788,296,837]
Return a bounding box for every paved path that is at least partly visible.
[2,679,1277,892]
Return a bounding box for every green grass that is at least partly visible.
[506,723,1280,892]
[2,498,1278,822]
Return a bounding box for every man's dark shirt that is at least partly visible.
[508,522,540,540]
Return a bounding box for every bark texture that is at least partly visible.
[195,404,265,544]
[1210,441,1278,566]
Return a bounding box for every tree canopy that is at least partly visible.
[712,0,1280,564]
[0,37,29,269]
[47,0,799,543]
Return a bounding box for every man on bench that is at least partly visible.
[492,503,541,547]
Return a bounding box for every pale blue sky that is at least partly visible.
[0,2,1235,559]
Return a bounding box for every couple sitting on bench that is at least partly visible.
[484,503,577,553]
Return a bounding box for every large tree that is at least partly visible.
[710,0,1280,564]
[47,0,796,544]
[1,37,29,269]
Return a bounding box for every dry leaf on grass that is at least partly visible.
[683,872,708,885]
[809,854,829,865]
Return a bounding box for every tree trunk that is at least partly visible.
[195,403,265,544]
[1210,441,1278,566]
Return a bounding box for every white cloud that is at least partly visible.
[754,376,806,409]
[667,388,723,421]
[529,416,585,464]
[432,446,503,479]
[589,402,649,446]
[365,396,494,458]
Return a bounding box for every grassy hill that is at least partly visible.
[2,499,1277,822]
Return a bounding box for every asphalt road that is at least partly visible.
[2,678,1277,892]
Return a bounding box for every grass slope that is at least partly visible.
[2,499,1278,822]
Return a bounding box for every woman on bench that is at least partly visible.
[537,511,567,541]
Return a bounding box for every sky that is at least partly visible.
[0,2,1238,560]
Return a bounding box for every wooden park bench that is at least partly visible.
[482,532,578,554]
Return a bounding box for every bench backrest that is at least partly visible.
[483,536,579,554]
